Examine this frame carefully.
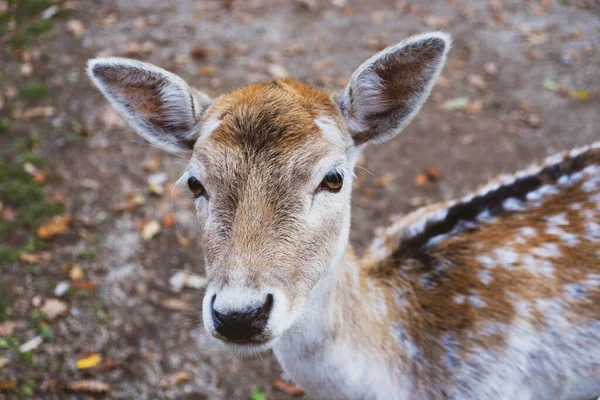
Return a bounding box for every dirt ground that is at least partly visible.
[1,0,599,399]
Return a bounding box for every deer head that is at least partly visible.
[87,32,450,352]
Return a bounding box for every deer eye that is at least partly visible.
[187,176,206,198]
[320,170,344,193]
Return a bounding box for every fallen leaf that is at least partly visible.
[441,97,469,111]
[66,380,110,393]
[425,166,443,181]
[161,212,176,228]
[186,274,208,290]
[177,235,192,247]
[0,357,9,369]
[467,74,487,90]
[76,354,102,370]
[19,336,43,353]
[112,192,146,212]
[571,89,591,100]
[190,47,213,59]
[273,379,305,396]
[374,173,394,187]
[69,264,83,281]
[37,213,71,239]
[0,381,16,391]
[141,220,161,241]
[54,281,71,297]
[160,297,190,311]
[525,113,542,128]
[267,64,289,79]
[13,106,55,119]
[162,371,192,389]
[73,280,96,292]
[0,321,22,336]
[465,99,484,114]
[19,252,52,264]
[67,19,85,38]
[41,298,68,320]
[413,174,428,187]
[143,157,161,171]
[169,271,187,293]
[424,15,452,28]
[542,78,559,91]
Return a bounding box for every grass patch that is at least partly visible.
[19,80,50,100]
[0,118,10,134]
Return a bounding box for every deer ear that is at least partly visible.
[335,32,450,145]
[87,57,212,153]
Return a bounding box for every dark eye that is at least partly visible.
[187,177,206,198]
[320,171,344,193]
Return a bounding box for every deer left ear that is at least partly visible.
[335,32,451,145]
[87,57,212,153]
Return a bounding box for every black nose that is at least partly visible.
[211,294,274,343]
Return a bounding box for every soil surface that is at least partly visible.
[1,0,599,399]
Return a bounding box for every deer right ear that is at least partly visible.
[335,32,450,145]
[87,57,212,153]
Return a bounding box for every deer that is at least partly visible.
[87,32,600,399]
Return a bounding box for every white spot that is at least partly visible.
[564,283,587,301]
[569,203,582,211]
[521,255,554,277]
[469,295,487,309]
[503,198,524,211]
[520,227,537,237]
[545,226,579,246]
[476,209,495,222]
[391,323,419,358]
[453,294,465,304]
[585,221,600,242]
[477,255,495,269]
[531,243,561,258]
[582,179,599,193]
[494,248,519,265]
[546,213,569,226]
[478,269,493,285]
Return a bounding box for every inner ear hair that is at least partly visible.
[337,32,451,145]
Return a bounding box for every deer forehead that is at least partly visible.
[195,80,351,166]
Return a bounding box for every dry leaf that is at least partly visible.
[141,220,161,241]
[69,264,83,281]
[143,157,161,171]
[441,97,469,111]
[273,379,305,396]
[41,298,68,320]
[465,99,484,114]
[177,235,192,247]
[19,336,43,353]
[66,380,110,393]
[37,213,71,239]
[0,321,22,336]
[72,280,96,292]
[76,354,102,370]
[67,19,85,38]
[424,15,452,28]
[0,381,16,391]
[0,357,9,369]
[467,74,487,90]
[161,212,176,228]
[413,174,428,187]
[160,298,190,311]
[571,89,591,101]
[54,281,71,297]
[374,173,394,187]
[19,252,51,264]
[190,47,212,59]
[113,192,146,212]
[425,166,443,181]
[162,371,192,389]
[14,106,55,119]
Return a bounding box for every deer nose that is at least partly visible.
[210,293,274,343]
